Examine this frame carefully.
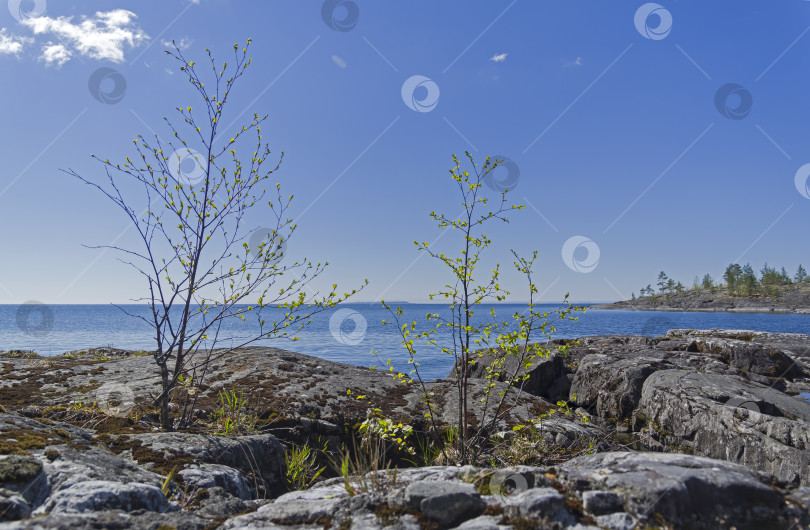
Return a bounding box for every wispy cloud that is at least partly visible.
[563,56,583,68]
[161,36,193,51]
[21,9,148,64]
[41,42,71,66]
[0,28,33,55]
[489,52,508,63]
[332,54,347,68]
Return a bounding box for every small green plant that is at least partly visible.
[160,466,202,509]
[69,399,100,414]
[359,408,414,456]
[418,425,459,466]
[332,435,397,496]
[161,466,177,497]
[379,153,581,464]
[494,395,598,466]
[177,374,193,388]
[285,443,325,490]
[213,389,258,436]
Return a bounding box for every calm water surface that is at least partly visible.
[1,303,809,380]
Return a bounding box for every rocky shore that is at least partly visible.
[2,329,810,528]
[594,286,810,314]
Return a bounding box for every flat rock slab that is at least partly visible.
[559,451,790,528]
[0,346,554,434]
[38,479,172,515]
[634,369,810,485]
[225,455,808,530]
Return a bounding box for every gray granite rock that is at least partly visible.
[560,451,789,529]
[503,487,568,521]
[0,489,30,522]
[634,369,810,485]
[571,353,675,419]
[595,512,637,530]
[190,486,249,520]
[452,348,566,400]
[127,431,284,496]
[223,495,344,529]
[0,510,211,529]
[178,463,252,500]
[37,479,172,514]
[0,455,46,506]
[581,490,622,516]
[417,482,486,526]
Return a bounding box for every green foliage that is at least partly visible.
[493,396,596,467]
[413,426,458,466]
[161,466,177,497]
[69,399,99,414]
[795,265,807,283]
[285,443,325,490]
[212,389,257,436]
[379,153,581,464]
[359,408,414,456]
[657,271,669,294]
[724,263,742,293]
[639,261,805,301]
[68,39,364,431]
[332,435,398,496]
[739,263,758,296]
[701,274,715,291]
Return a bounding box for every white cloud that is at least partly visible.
[0,28,33,55]
[563,56,583,68]
[332,54,346,68]
[21,9,148,63]
[164,67,174,75]
[489,52,508,63]
[161,37,193,51]
[41,42,71,66]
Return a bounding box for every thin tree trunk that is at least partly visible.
[159,362,173,431]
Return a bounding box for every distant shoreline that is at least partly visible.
[590,303,810,315]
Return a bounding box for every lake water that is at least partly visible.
[2,303,809,380]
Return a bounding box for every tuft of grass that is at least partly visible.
[285,443,325,490]
[330,434,398,496]
[212,389,259,436]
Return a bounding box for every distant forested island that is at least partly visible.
[595,263,810,314]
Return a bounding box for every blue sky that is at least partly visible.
[0,0,809,305]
